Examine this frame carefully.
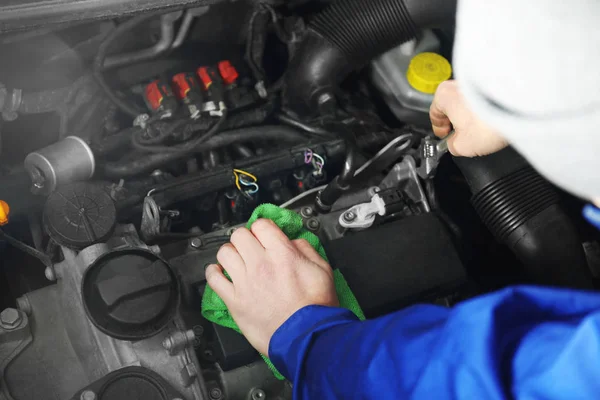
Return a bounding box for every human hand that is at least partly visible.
[205,219,339,356]
[430,80,508,157]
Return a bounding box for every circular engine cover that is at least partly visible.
[43,182,116,249]
[82,248,180,340]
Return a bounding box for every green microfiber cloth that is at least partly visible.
[202,203,365,380]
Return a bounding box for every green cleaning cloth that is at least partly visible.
[201,203,366,380]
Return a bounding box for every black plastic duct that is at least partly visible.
[454,148,593,289]
[284,0,457,116]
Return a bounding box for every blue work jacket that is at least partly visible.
[269,285,600,399]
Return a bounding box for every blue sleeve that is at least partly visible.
[268,285,600,399]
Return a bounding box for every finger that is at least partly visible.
[250,219,292,252]
[446,133,460,157]
[430,109,452,138]
[430,80,458,138]
[292,239,330,269]
[230,227,265,262]
[205,264,235,304]
[216,243,246,281]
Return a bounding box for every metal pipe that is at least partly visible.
[103,11,182,70]
[171,6,210,49]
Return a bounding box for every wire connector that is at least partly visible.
[133,113,151,129]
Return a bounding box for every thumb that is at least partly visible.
[205,264,235,304]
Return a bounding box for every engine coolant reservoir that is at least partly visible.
[371,31,452,125]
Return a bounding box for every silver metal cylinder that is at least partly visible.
[24,136,95,195]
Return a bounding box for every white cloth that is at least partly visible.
[453,0,600,200]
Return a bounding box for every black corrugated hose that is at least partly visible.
[284,0,457,116]
[454,148,594,289]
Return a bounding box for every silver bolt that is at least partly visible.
[193,325,204,336]
[162,337,174,351]
[163,329,196,355]
[190,238,202,249]
[80,390,96,400]
[209,388,222,399]
[0,308,21,329]
[343,211,357,222]
[251,389,266,400]
[227,227,237,236]
[306,218,320,231]
[16,296,32,315]
[367,186,381,197]
[300,207,314,218]
[45,266,56,281]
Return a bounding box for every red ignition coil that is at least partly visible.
[144,79,178,117]
[197,66,227,116]
[218,60,239,85]
[172,73,204,119]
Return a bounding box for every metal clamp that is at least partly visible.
[339,193,387,230]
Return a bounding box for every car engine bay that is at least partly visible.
[0,0,599,399]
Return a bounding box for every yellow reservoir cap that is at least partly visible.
[0,200,9,226]
[406,52,452,94]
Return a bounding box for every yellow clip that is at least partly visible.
[0,200,10,226]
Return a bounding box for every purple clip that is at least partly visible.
[304,149,313,164]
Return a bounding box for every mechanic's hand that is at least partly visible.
[205,219,339,356]
[430,80,508,157]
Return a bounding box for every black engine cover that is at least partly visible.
[325,213,467,318]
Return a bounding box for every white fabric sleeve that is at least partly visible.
[452,0,600,200]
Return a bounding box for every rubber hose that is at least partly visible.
[284,0,456,116]
[101,125,307,178]
[454,147,593,289]
[93,14,155,117]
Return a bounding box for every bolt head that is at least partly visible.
[209,388,222,399]
[300,207,314,218]
[251,389,266,400]
[0,308,21,328]
[190,238,202,249]
[45,266,56,281]
[162,337,173,350]
[343,211,356,222]
[80,390,96,400]
[306,218,320,231]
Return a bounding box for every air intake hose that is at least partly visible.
[454,147,593,289]
[284,0,457,116]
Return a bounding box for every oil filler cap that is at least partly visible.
[406,52,452,94]
[82,248,180,340]
[43,182,116,249]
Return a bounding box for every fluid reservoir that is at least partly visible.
[371,30,452,125]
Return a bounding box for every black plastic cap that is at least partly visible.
[82,248,180,340]
[71,366,184,400]
[43,182,117,249]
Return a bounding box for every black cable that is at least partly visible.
[132,118,189,147]
[131,111,228,153]
[245,6,268,85]
[276,113,333,138]
[102,124,308,178]
[93,14,155,117]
